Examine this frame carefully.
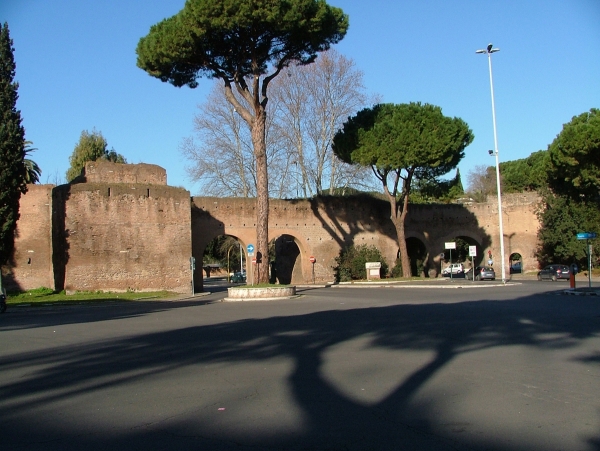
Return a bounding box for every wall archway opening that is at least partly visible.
[509,252,523,274]
[406,237,428,277]
[442,236,484,271]
[270,234,302,284]
[201,235,246,284]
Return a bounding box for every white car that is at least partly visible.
[442,263,464,276]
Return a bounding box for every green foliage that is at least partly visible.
[412,168,465,203]
[137,0,348,284]
[534,109,600,269]
[500,150,550,193]
[203,235,243,271]
[536,195,599,268]
[23,141,41,184]
[547,108,600,199]
[66,129,126,182]
[136,0,348,89]
[332,102,473,277]
[391,259,403,278]
[0,23,27,266]
[333,103,473,179]
[334,244,388,282]
[6,289,176,306]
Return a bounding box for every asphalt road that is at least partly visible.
[1,281,599,451]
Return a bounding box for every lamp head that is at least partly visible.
[476,44,500,54]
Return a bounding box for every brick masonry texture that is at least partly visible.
[7,162,191,293]
[7,162,540,293]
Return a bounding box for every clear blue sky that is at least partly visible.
[2,0,599,194]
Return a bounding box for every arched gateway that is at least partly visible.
[192,193,540,290]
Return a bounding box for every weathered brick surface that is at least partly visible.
[192,193,541,284]
[60,182,191,293]
[5,185,55,291]
[77,160,167,185]
[9,161,541,292]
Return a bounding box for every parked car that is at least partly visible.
[473,266,495,281]
[509,262,522,274]
[442,263,464,276]
[537,264,570,281]
[231,271,246,283]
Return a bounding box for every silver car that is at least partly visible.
[473,266,495,281]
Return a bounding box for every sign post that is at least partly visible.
[469,246,477,281]
[577,232,597,288]
[445,242,456,280]
[439,252,444,277]
[309,256,316,284]
[190,256,196,295]
[247,244,255,286]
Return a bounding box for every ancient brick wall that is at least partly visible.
[4,184,55,291]
[77,160,167,185]
[9,161,541,293]
[192,193,541,284]
[191,196,400,286]
[57,182,191,293]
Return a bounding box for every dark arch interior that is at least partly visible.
[442,236,484,268]
[406,237,428,277]
[271,234,301,284]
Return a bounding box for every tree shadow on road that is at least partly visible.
[0,291,599,450]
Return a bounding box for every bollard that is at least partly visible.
[569,272,575,289]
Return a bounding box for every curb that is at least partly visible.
[222,295,303,302]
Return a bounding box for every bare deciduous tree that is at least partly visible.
[181,86,289,198]
[182,50,377,198]
[466,164,497,202]
[271,50,377,196]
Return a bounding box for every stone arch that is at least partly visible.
[438,231,486,270]
[198,234,247,279]
[406,236,428,277]
[269,231,310,284]
[509,252,523,273]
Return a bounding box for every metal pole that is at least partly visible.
[478,44,506,284]
[588,241,592,288]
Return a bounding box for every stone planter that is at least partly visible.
[225,286,296,301]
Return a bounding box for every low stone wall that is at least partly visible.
[225,286,296,301]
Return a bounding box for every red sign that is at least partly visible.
[309,256,316,263]
[252,257,257,264]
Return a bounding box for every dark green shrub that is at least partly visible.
[335,245,388,282]
[391,258,402,278]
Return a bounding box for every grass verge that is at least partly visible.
[5,288,178,307]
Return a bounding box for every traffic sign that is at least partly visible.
[577,232,597,240]
[309,256,316,264]
[247,243,255,256]
[469,246,477,257]
[252,257,257,264]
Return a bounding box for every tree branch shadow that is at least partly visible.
[0,291,599,450]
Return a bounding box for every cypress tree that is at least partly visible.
[0,22,27,266]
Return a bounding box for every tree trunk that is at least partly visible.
[387,191,411,278]
[393,212,411,278]
[252,110,270,284]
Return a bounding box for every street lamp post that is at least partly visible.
[476,43,506,283]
